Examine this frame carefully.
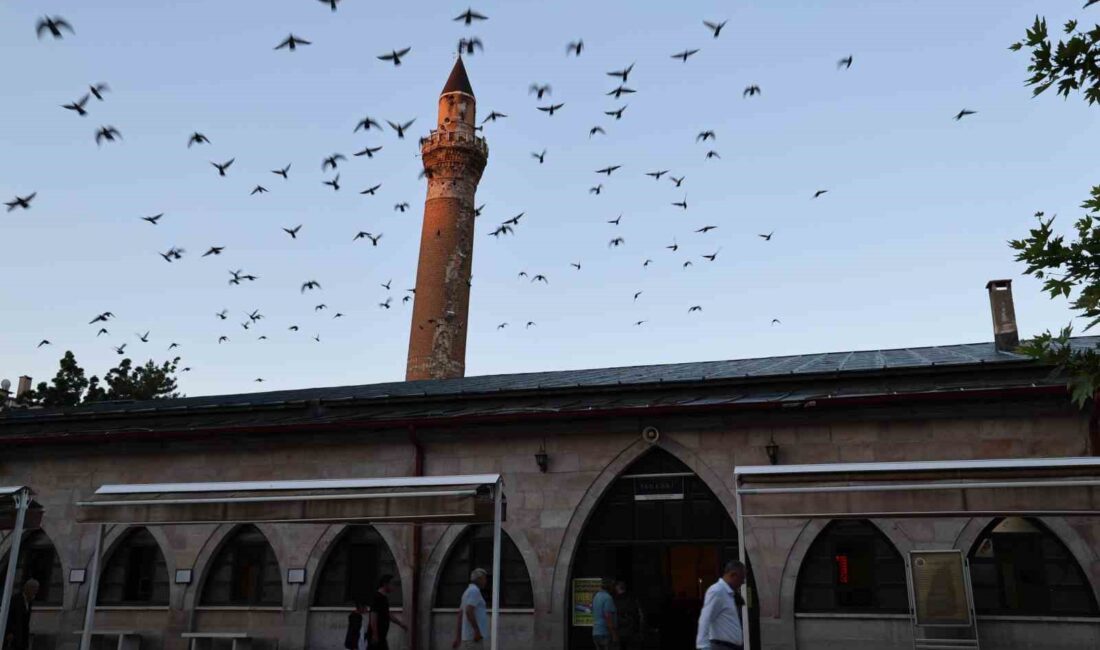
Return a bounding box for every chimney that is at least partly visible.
[16,375,32,399]
[986,280,1019,352]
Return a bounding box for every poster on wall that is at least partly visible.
[572,578,602,626]
[909,551,972,627]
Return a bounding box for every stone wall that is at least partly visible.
[0,404,1096,650]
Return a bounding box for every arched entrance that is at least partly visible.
[567,448,746,649]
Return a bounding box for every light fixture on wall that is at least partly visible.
[535,440,549,473]
[765,435,780,465]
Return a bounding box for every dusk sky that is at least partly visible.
[2,0,1097,397]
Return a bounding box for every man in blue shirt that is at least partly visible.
[591,578,618,650]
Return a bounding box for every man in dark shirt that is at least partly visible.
[4,579,39,650]
[368,574,406,650]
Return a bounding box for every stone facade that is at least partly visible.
[3,394,1100,650]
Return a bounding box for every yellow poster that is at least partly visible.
[572,578,602,627]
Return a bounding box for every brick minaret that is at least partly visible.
[406,57,489,380]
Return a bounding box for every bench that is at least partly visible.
[181,632,253,650]
[73,630,142,650]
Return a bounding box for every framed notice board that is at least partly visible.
[909,550,973,627]
[572,578,602,626]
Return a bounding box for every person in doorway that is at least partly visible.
[696,561,746,650]
[591,577,618,650]
[452,568,489,649]
[369,574,407,650]
[3,579,39,650]
[613,580,644,650]
[344,598,368,650]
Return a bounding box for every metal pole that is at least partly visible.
[490,481,502,650]
[0,489,30,649]
[735,476,751,650]
[79,524,105,650]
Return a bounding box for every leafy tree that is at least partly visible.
[1009,6,1100,405]
[16,352,181,407]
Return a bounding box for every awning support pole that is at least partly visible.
[79,523,105,650]
[735,477,751,650]
[0,489,30,648]
[490,481,502,650]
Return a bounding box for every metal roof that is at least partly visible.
[94,474,501,495]
[735,457,1100,477]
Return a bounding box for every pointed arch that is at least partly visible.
[312,525,403,607]
[199,524,282,606]
[794,519,907,614]
[97,527,169,605]
[434,524,533,609]
[0,530,63,606]
[967,517,1099,617]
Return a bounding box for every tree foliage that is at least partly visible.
[1009,6,1100,406]
[17,352,181,407]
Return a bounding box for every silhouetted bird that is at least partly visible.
[813,190,828,198]
[670,175,685,187]
[634,291,643,301]
[276,34,311,51]
[646,170,669,180]
[301,280,322,293]
[571,262,582,270]
[838,55,853,69]
[322,154,346,171]
[596,165,621,175]
[95,126,121,145]
[216,309,228,320]
[605,105,627,120]
[454,8,488,24]
[323,174,340,191]
[137,331,150,343]
[705,150,721,159]
[379,297,393,309]
[696,225,716,233]
[589,126,606,138]
[667,240,679,252]
[97,328,109,336]
[703,250,720,262]
[954,109,977,120]
[356,116,382,132]
[360,184,382,195]
[89,83,109,100]
[394,202,410,212]
[37,16,74,39]
[212,158,234,176]
[188,132,210,147]
[354,232,382,246]
[672,49,699,62]
[538,103,564,116]
[251,185,268,195]
[688,305,702,312]
[283,225,302,239]
[743,85,761,97]
[529,84,551,99]
[503,212,524,225]
[218,336,228,344]
[608,214,622,225]
[114,344,128,354]
[388,119,415,138]
[318,0,340,11]
[643,258,653,268]
[607,85,635,99]
[5,193,36,211]
[141,213,163,224]
[697,130,716,142]
[378,47,412,65]
[609,237,625,248]
[704,20,727,38]
[63,95,89,116]
[607,63,635,82]
[673,198,688,210]
[483,111,507,123]
[458,38,483,55]
[758,232,774,241]
[203,246,225,256]
[532,150,546,164]
[567,40,584,56]
[355,145,383,158]
[590,184,603,194]
[88,312,114,324]
[475,204,485,216]
[272,164,291,178]
[772,318,782,325]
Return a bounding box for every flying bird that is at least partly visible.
[379,297,393,309]
[646,170,669,180]
[607,63,635,82]
[634,291,643,301]
[954,109,977,120]
[97,328,109,336]
[529,84,552,99]
[567,40,584,56]
[272,164,291,178]
[141,213,163,224]
[275,34,311,51]
[704,20,728,38]
[671,49,700,62]
[526,321,536,329]
[608,214,622,225]
[609,237,625,248]
[378,47,412,65]
[696,225,717,233]
[589,184,603,194]
[532,274,548,284]
[36,16,74,39]
[288,325,299,331]
[758,232,774,241]
[355,145,383,158]
[483,111,507,123]
[571,262,582,270]
[688,305,702,312]
[696,130,716,142]
[301,280,322,293]
[503,212,524,225]
[95,126,121,145]
[607,85,636,99]
[354,232,382,246]
[355,116,382,132]
[489,225,513,237]
[381,280,392,290]
[216,309,228,320]
[114,344,128,354]
[634,320,646,326]
[315,304,327,311]
[497,322,508,329]
[605,106,627,120]
[454,8,488,24]
[532,150,546,164]
[589,126,606,138]
[643,259,653,268]
[705,150,721,159]
[703,250,720,262]
[137,331,150,343]
[670,175,685,187]
[322,153,346,170]
[218,336,229,344]
[88,312,114,324]
[62,95,90,116]
[743,85,761,97]
[250,185,268,195]
[212,158,234,176]
[596,165,621,176]
[323,174,341,191]
[188,132,210,147]
[394,202,410,212]
[318,0,341,11]
[538,103,565,116]
[283,225,302,239]
[89,83,110,101]
[837,55,853,69]
[813,190,828,198]
[5,193,36,212]
[360,184,382,195]
[672,198,688,210]
[458,38,483,55]
[387,119,416,138]
[772,318,782,325]
[667,240,679,252]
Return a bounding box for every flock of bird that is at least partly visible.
[8,5,984,388]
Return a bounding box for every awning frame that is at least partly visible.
[0,486,39,650]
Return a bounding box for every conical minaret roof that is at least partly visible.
[441,56,474,96]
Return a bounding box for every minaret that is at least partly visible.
[406,57,489,381]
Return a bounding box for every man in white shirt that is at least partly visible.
[696,561,746,650]
[452,568,490,649]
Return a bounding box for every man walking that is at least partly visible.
[696,561,746,650]
[591,578,618,650]
[344,598,367,650]
[368,574,406,650]
[3,579,38,650]
[452,568,489,649]
[613,580,643,650]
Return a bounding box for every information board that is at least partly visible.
[909,551,972,627]
[572,578,602,627]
